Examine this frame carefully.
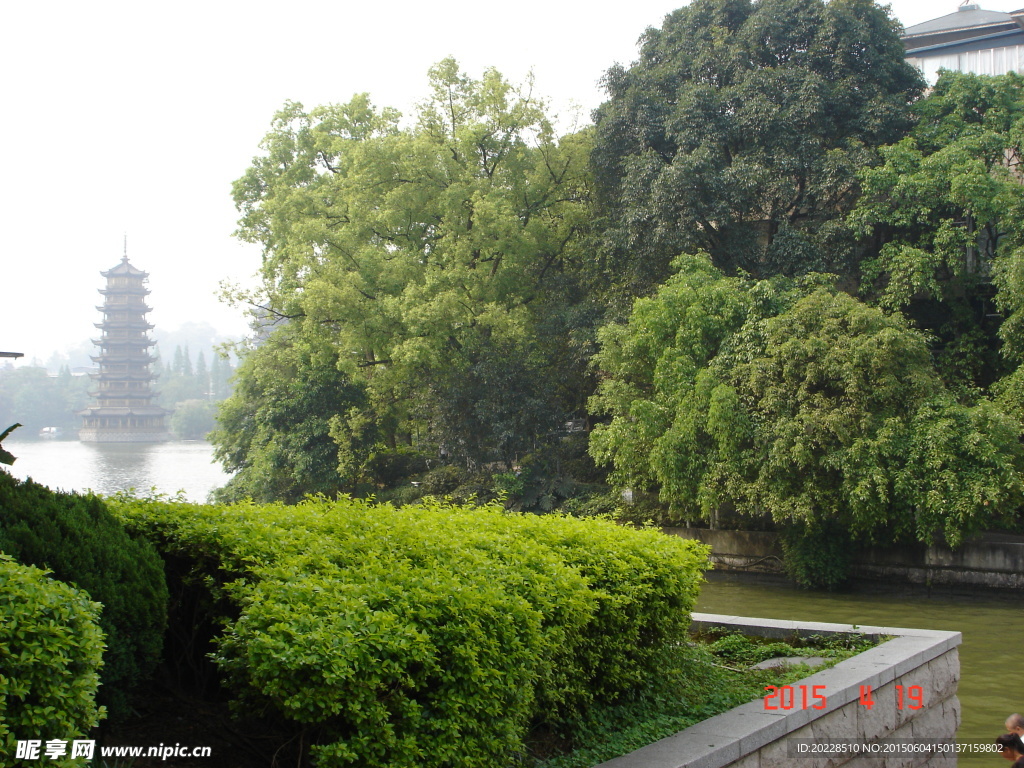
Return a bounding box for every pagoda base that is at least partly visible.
[79,429,172,443]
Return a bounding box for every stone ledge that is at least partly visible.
[594,614,961,768]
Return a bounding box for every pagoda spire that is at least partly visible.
[79,252,169,443]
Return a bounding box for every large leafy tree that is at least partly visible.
[221,60,595,485]
[852,72,1024,397]
[590,257,1024,585]
[211,328,373,503]
[591,0,922,295]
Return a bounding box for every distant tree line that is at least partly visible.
[212,0,1024,586]
[0,365,90,436]
[0,345,234,441]
[154,345,234,439]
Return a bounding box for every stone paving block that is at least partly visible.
[925,652,959,702]
[893,663,940,730]
[841,755,886,768]
[810,705,857,742]
[759,722,815,768]
[594,727,742,768]
[909,697,954,741]
[814,661,890,707]
[854,638,935,680]
[857,681,898,740]
[728,752,760,768]
[940,696,960,732]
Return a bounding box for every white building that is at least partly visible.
[902,4,1024,84]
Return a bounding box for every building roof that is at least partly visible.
[101,254,149,279]
[905,26,1024,55]
[903,7,1018,38]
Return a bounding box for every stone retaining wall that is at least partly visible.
[594,613,962,768]
[665,527,1024,589]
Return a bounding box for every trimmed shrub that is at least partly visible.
[0,554,105,765]
[111,495,710,768]
[0,472,167,721]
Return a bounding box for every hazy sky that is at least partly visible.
[2,0,1014,365]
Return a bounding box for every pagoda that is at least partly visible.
[79,251,170,442]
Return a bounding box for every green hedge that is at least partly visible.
[0,472,168,721]
[111,495,709,768]
[0,554,105,766]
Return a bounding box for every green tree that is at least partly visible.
[590,257,1024,585]
[211,327,375,503]
[223,59,595,488]
[195,351,209,399]
[169,399,216,439]
[851,71,1024,397]
[591,0,922,296]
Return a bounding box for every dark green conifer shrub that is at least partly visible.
[0,554,106,764]
[0,471,168,722]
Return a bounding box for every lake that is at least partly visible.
[4,438,231,502]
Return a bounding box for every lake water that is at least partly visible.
[698,571,1022,766]
[4,438,231,501]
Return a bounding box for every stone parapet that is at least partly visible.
[594,614,961,768]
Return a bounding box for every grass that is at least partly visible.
[522,630,877,768]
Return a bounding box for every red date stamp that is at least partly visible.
[764,684,828,710]
[764,684,925,711]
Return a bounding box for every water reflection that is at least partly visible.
[6,439,230,501]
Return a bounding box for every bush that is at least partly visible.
[0,472,168,722]
[110,495,710,768]
[0,554,105,765]
[364,447,430,487]
[418,463,467,495]
[779,523,853,590]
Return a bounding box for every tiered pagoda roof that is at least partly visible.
[79,252,170,443]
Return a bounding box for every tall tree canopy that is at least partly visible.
[591,0,923,295]
[852,72,1024,398]
[590,256,1024,585]
[219,59,596,485]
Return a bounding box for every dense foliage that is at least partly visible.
[0,554,105,766]
[852,72,1024,400]
[591,0,923,294]
[211,329,373,502]
[590,257,1024,585]
[0,471,168,721]
[209,0,1024,588]
[218,58,597,499]
[110,494,709,768]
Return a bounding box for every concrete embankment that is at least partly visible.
[665,527,1024,590]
